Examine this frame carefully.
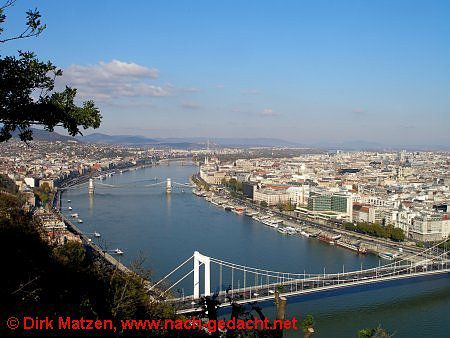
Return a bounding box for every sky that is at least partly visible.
[2,0,450,146]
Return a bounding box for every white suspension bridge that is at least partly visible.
[149,240,449,314]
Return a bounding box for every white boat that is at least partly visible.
[70,213,79,218]
[246,210,259,217]
[262,219,279,228]
[94,232,101,238]
[285,227,297,235]
[379,252,395,260]
[278,228,288,234]
[78,219,83,223]
[300,230,310,237]
[67,200,71,203]
[112,248,124,255]
[68,206,73,210]
[261,219,273,226]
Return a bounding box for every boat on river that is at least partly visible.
[337,240,367,254]
[245,210,259,217]
[262,218,279,228]
[379,252,396,260]
[300,230,311,237]
[112,248,124,255]
[232,207,245,215]
[285,226,297,235]
[318,234,335,245]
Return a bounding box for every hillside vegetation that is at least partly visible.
[0,175,176,336]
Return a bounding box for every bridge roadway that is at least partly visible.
[169,261,449,314]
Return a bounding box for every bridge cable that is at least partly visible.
[148,254,194,291]
[209,238,449,279]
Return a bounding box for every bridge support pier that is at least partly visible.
[193,251,211,298]
[166,178,172,194]
[88,178,94,195]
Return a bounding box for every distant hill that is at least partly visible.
[313,140,386,151]
[313,140,450,151]
[11,129,448,151]
[12,128,76,142]
[77,134,302,148]
[79,133,159,144]
[161,137,302,148]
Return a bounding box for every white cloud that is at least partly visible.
[259,108,278,117]
[58,60,170,101]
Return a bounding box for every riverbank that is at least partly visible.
[190,177,418,261]
[54,164,161,289]
[55,189,132,273]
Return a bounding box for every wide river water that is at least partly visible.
[63,164,449,337]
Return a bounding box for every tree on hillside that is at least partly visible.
[33,182,52,206]
[358,325,393,338]
[0,0,101,142]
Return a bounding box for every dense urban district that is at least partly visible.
[1,139,449,250]
[198,150,450,245]
[0,137,449,336]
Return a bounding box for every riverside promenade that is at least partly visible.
[61,213,132,275]
[54,188,159,299]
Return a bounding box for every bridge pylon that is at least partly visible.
[166,178,172,194]
[88,178,94,195]
[193,251,211,298]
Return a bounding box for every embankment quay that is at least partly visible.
[191,177,432,260]
[57,194,163,300]
[53,174,165,299]
[61,213,132,274]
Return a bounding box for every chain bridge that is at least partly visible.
[59,176,194,194]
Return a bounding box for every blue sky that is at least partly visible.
[2,0,450,145]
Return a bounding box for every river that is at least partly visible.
[62,164,449,337]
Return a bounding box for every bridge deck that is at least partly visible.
[170,264,449,314]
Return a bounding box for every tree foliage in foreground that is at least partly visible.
[0,1,102,142]
[358,325,393,338]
